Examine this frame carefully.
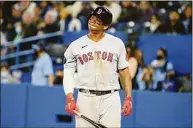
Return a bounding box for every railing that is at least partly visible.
[1,31,63,70]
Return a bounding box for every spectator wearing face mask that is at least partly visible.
[1,62,20,84]
[150,47,175,91]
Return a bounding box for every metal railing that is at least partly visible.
[1,31,63,70]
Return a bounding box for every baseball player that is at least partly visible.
[63,7,132,128]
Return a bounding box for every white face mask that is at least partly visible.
[1,71,9,77]
[15,26,22,33]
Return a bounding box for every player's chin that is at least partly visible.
[88,23,98,29]
[88,26,99,32]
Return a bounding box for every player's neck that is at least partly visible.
[87,32,105,43]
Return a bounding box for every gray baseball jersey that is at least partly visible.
[64,33,129,91]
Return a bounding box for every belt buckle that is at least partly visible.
[82,89,90,94]
[96,91,101,96]
[96,91,103,96]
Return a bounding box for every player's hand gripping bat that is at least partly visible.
[74,110,107,128]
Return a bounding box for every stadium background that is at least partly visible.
[0,1,192,128]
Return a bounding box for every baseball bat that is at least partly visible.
[74,110,107,128]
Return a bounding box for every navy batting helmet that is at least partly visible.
[88,6,113,25]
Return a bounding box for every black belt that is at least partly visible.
[78,89,118,96]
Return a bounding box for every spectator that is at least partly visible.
[38,1,51,18]
[182,5,192,33]
[20,1,37,18]
[178,74,192,92]
[125,45,138,79]
[14,22,23,41]
[20,11,38,50]
[133,48,145,90]
[11,3,22,24]
[32,6,46,35]
[31,41,54,86]
[162,73,176,92]
[78,2,93,18]
[1,7,16,64]
[138,66,154,90]
[33,6,43,28]
[1,1,17,32]
[4,3,23,41]
[67,1,82,32]
[43,10,60,43]
[54,69,63,85]
[160,11,186,34]
[143,14,163,34]
[150,47,175,91]
[116,1,140,32]
[22,11,38,39]
[139,1,155,22]
[1,62,20,84]
[77,2,93,30]
[118,1,140,22]
[59,7,69,31]
[44,10,59,33]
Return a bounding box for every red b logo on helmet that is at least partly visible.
[97,9,102,14]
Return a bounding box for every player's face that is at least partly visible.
[88,16,107,31]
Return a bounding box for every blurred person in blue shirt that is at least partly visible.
[31,41,54,86]
[150,47,175,91]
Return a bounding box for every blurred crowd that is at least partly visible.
[1,1,192,43]
[125,45,192,93]
[0,1,192,58]
[0,1,192,93]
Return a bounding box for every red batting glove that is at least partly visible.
[65,96,78,115]
[121,96,132,116]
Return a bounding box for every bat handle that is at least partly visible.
[73,110,81,117]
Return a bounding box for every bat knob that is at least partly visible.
[73,110,81,117]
